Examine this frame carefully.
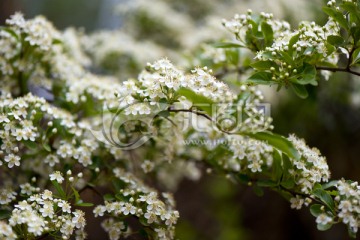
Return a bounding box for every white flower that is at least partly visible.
[39,201,54,218]
[42,190,53,200]
[4,153,21,168]
[93,205,106,217]
[337,180,356,197]
[58,200,71,213]
[0,188,17,204]
[290,196,304,210]
[6,12,26,28]
[120,203,136,215]
[11,128,26,141]
[316,213,332,225]
[49,171,64,183]
[0,221,17,240]
[44,154,60,167]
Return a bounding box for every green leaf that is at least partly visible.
[225,49,240,65]
[291,83,308,99]
[247,132,300,159]
[112,179,125,192]
[104,194,115,201]
[327,35,344,46]
[43,142,51,152]
[115,193,126,201]
[351,48,360,65]
[322,180,338,190]
[51,180,66,199]
[340,2,360,25]
[282,155,293,174]
[289,33,300,50]
[157,110,170,118]
[312,189,335,212]
[295,64,317,86]
[250,61,277,71]
[72,187,81,203]
[75,202,94,207]
[280,52,295,66]
[261,21,274,46]
[310,204,323,217]
[322,7,349,30]
[246,72,274,85]
[177,88,214,116]
[257,179,278,187]
[317,223,332,231]
[23,140,37,149]
[0,27,19,41]
[272,150,283,183]
[0,209,11,220]
[280,179,295,189]
[212,42,245,48]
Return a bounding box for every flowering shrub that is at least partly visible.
[1,0,360,239]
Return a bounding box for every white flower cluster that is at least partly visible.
[0,188,17,205]
[0,221,17,240]
[0,93,98,173]
[227,135,273,173]
[262,19,339,59]
[6,12,60,51]
[222,10,291,44]
[62,28,91,67]
[235,85,273,132]
[0,13,125,109]
[8,190,86,239]
[0,29,20,77]
[116,58,240,118]
[252,17,340,81]
[335,179,360,234]
[288,135,330,194]
[100,218,130,240]
[93,168,179,240]
[137,59,236,104]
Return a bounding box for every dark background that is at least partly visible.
[1,0,360,239]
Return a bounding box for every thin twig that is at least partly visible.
[315,66,360,76]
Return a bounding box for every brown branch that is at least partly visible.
[316,47,360,77]
[168,107,213,122]
[168,107,238,135]
[315,66,360,76]
[78,184,102,198]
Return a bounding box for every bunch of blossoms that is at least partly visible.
[257,18,339,81]
[113,58,238,119]
[8,189,86,239]
[2,6,360,239]
[334,180,360,234]
[287,135,330,195]
[93,168,179,240]
[0,221,17,239]
[0,13,61,96]
[0,12,123,109]
[0,93,99,175]
[5,13,60,51]
[222,10,291,52]
[221,9,343,97]
[290,179,360,236]
[226,135,274,173]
